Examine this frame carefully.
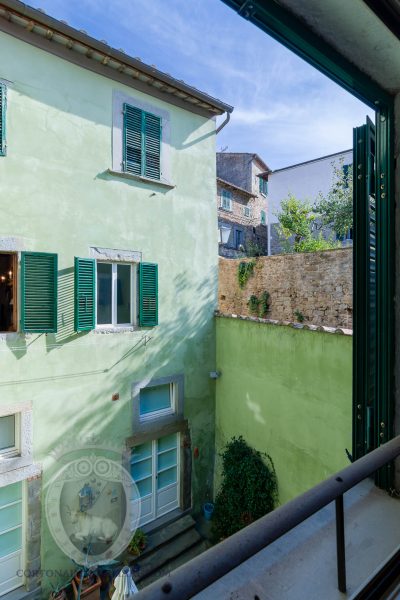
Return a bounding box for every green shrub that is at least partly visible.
[247,294,260,313]
[212,436,278,541]
[238,260,256,288]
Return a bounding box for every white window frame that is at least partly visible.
[243,206,252,218]
[0,413,20,459]
[139,383,176,423]
[220,190,232,212]
[95,261,135,329]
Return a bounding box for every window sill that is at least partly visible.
[94,326,137,334]
[108,169,175,189]
[219,207,233,213]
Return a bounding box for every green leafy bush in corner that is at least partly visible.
[259,291,270,317]
[238,260,256,289]
[212,436,278,542]
[247,294,260,313]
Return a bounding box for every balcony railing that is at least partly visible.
[131,435,400,599]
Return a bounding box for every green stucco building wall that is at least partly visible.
[215,317,352,505]
[0,29,219,592]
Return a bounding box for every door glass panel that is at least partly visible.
[97,263,112,324]
[137,477,152,498]
[158,433,177,453]
[0,503,21,533]
[117,264,131,324]
[131,458,152,482]
[158,448,177,471]
[0,528,21,558]
[131,441,152,463]
[140,384,171,416]
[157,467,177,490]
[0,483,21,508]
[0,415,15,451]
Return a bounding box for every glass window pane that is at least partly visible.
[97,263,112,324]
[0,503,22,533]
[0,415,15,451]
[140,384,171,416]
[137,478,152,498]
[0,483,21,508]
[0,527,22,558]
[157,467,177,490]
[131,442,152,463]
[158,433,177,453]
[158,448,177,471]
[131,458,152,482]
[117,264,131,324]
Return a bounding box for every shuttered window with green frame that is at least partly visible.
[138,263,158,327]
[21,252,58,333]
[74,257,95,331]
[0,83,6,157]
[123,104,161,180]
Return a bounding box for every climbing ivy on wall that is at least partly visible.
[212,436,278,541]
[237,260,256,289]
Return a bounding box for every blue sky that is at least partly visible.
[27,0,372,169]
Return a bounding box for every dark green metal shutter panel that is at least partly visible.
[144,113,161,179]
[353,118,376,461]
[124,104,142,175]
[0,84,5,156]
[74,257,95,331]
[21,252,58,333]
[139,263,158,327]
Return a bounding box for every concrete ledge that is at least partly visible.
[214,310,353,336]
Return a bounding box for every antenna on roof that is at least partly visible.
[220,146,228,153]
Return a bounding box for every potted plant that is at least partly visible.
[71,570,101,600]
[127,529,147,558]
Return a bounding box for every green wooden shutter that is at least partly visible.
[74,257,95,331]
[144,112,161,180]
[21,252,58,333]
[123,104,142,175]
[0,84,6,157]
[138,263,158,326]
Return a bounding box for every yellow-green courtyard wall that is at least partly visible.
[215,317,352,505]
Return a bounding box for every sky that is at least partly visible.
[27,0,373,169]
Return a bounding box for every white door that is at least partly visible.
[131,433,180,527]
[0,482,23,597]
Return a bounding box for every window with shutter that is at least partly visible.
[123,104,161,180]
[74,257,95,331]
[21,252,58,333]
[138,263,158,327]
[0,83,6,157]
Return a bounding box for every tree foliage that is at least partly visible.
[212,436,278,541]
[314,160,353,237]
[276,160,352,253]
[276,194,339,253]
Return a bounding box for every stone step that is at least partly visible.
[133,527,203,583]
[138,539,210,589]
[132,514,196,561]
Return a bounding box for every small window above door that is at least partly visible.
[139,383,175,422]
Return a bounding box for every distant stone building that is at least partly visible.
[216,153,271,258]
[267,149,353,255]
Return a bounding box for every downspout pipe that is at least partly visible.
[216,110,232,134]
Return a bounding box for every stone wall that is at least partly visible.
[218,248,352,328]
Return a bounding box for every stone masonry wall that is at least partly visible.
[218,248,352,328]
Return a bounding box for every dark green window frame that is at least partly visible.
[259,177,268,195]
[0,83,6,157]
[123,103,162,180]
[223,0,394,487]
